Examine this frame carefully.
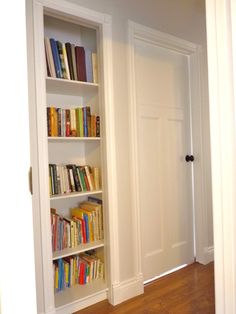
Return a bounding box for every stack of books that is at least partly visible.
[49,164,100,196]
[47,106,100,137]
[53,251,104,292]
[44,37,98,83]
[51,200,103,251]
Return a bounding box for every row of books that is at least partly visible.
[47,106,100,137]
[51,200,103,251]
[45,37,98,83]
[49,164,100,196]
[54,251,104,292]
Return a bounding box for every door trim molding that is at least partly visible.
[127,20,212,282]
[206,0,236,313]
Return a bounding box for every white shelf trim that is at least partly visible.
[50,190,103,200]
[46,76,99,87]
[52,240,104,260]
[48,137,101,141]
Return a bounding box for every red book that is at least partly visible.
[79,261,85,284]
[75,46,87,82]
[65,109,71,137]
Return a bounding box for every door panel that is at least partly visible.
[134,38,194,281]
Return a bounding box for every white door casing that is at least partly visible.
[128,21,212,282]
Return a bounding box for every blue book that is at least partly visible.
[82,107,88,137]
[50,38,62,78]
[84,48,93,83]
[83,214,89,242]
[58,259,63,291]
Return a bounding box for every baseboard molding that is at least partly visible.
[197,246,214,265]
[55,289,107,314]
[111,273,144,306]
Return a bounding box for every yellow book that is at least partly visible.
[71,207,94,242]
[55,265,58,290]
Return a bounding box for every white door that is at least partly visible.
[134,38,195,281]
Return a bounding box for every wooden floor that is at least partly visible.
[75,262,215,314]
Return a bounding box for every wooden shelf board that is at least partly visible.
[48,137,100,142]
[53,240,104,260]
[55,278,107,308]
[46,77,98,96]
[50,190,102,201]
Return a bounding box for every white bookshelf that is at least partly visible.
[29,1,117,313]
[27,1,117,312]
[45,9,107,310]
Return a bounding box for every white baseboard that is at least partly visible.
[55,290,107,314]
[197,245,214,265]
[203,245,214,264]
[111,273,144,306]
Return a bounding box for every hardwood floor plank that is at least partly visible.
[74,262,215,314]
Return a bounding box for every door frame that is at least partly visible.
[127,20,212,283]
[206,0,236,313]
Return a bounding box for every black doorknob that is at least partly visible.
[185,155,194,162]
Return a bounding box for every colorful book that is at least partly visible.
[44,37,56,77]
[50,38,62,78]
[65,42,74,80]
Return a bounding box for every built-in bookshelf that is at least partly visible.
[29,1,115,313]
[28,4,113,313]
[44,11,107,311]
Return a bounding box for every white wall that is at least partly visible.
[66,0,213,281]
[0,1,37,313]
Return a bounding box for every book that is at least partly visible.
[75,46,87,81]
[85,48,93,83]
[81,201,103,240]
[44,37,56,78]
[65,109,71,137]
[70,108,77,136]
[50,38,62,78]
[62,43,70,80]
[92,52,98,83]
[96,116,100,137]
[65,42,75,80]
[71,44,78,80]
[56,40,67,79]
[84,165,95,191]
[86,106,91,137]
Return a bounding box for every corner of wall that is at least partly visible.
[110,273,144,306]
[197,246,214,265]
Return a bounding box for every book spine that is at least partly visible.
[65,42,75,80]
[45,37,56,78]
[71,44,78,80]
[85,48,93,83]
[75,46,87,82]
[56,41,67,79]
[47,107,51,136]
[83,107,88,137]
[62,43,70,80]
[92,52,98,83]
[50,38,62,78]
[96,116,100,137]
[86,106,91,137]
[79,107,84,137]
[65,109,71,137]
[75,108,80,137]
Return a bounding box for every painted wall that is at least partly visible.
[67,0,213,281]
